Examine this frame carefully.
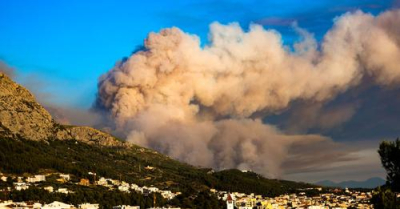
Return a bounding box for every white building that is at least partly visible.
[27,175,46,183]
[160,191,176,200]
[144,166,154,170]
[112,205,140,209]
[133,187,143,193]
[41,201,75,209]
[130,184,139,190]
[118,185,130,193]
[308,206,325,209]
[60,174,71,181]
[110,179,121,186]
[44,186,54,193]
[14,182,29,191]
[78,203,99,209]
[0,200,14,208]
[32,202,43,208]
[96,177,108,186]
[57,188,69,194]
[147,187,159,193]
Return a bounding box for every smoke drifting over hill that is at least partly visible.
[0,61,15,78]
[96,9,400,177]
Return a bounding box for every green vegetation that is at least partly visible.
[371,187,400,209]
[0,137,313,207]
[170,191,224,209]
[371,138,400,208]
[4,186,165,209]
[0,137,312,194]
[378,138,400,192]
[0,137,206,192]
[210,169,311,196]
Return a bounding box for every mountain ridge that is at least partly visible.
[0,73,124,147]
[316,177,385,189]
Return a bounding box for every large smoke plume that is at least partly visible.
[96,9,400,177]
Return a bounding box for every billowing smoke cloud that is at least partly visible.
[45,105,109,127]
[0,61,15,78]
[282,101,360,133]
[96,9,400,177]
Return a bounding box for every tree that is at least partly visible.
[371,187,399,209]
[372,138,400,208]
[378,138,400,192]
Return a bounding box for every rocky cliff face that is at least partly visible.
[55,126,123,146]
[0,73,124,147]
[0,73,54,140]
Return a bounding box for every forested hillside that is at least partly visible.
[0,137,313,196]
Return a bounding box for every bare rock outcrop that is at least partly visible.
[0,73,125,147]
[55,125,124,147]
[0,73,54,140]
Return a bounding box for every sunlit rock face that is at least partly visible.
[0,73,124,147]
[0,73,54,140]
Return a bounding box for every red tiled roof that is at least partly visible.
[227,194,233,201]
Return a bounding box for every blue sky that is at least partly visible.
[0,0,394,108]
[2,0,400,183]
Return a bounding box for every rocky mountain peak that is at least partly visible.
[0,73,125,147]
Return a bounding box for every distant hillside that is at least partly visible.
[0,72,316,206]
[316,177,385,189]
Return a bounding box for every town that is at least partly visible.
[0,171,180,209]
[214,188,374,208]
[0,171,379,209]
